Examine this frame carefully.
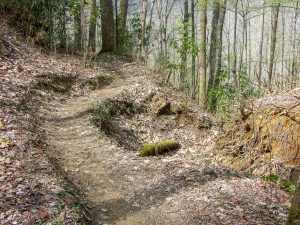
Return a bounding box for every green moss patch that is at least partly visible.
[140,140,180,156]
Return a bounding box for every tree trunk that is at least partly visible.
[232,0,238,88]
[100,0,116,53]
[88,0,97,53]
[74,1,82,51]
[211,0,227,110]
[145,0,156,64]
[291,2,299,89]
[199,0,207,109]
[158,0,164,57]
[117,0,129,52]
[208,0,220,91]
[268,2,280,88]
[180,0,189,91]
[141,0,148,61]
[61,5,67,51]
[191,0,196,97]
[215,0,227,83]
[281,6,285,90]
[286,170,300,225]
[258,0,265,89]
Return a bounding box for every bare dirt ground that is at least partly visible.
[39,63,291,225]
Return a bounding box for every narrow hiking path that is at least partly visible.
[38,67,218,224]
[38,64,291,225]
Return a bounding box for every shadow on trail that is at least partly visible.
[95,166,241,224]
[43,108,93,123]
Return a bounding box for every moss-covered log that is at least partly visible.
[140,140,180,156]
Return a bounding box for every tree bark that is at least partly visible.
[117,0,129,52]
[258,0,265,89]
[286,170,300,225]
[208,0,220,91]
[191,0,196,96]
[199,0,207,109]
[74,1,82,51]
[291,2,299,89]
[100,0,116,53]
[141,0,148,61]
[232,0,238,88]
[88,0,97,53]
[179,0,189,91]
[211,0,227,110]
[268,2,280,88]
[145,0,156,64]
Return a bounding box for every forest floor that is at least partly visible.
[0,21,293,225]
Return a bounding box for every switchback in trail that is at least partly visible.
[39,62,291,225]
[0,22,292,225]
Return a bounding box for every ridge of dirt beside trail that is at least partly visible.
[39,62,292,225]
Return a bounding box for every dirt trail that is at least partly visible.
[39,65,291,225]
[39,69,216,224]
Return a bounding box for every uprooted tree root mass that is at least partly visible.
[216,88,300,179]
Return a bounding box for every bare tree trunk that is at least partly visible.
[100,0,116,53]
[115,0,118,50]
[210,0,227,110]
[61,5,67,51]
[248,19,252,81]
[117,0,129,52]
[268,2,280,89]
[281,7,285,90]
[141,0,148,61]
[238,13,246,84]
[286,171,300,225]
[258,0,265,89]
[74,2,82,51]
[291,2,299,89]
[215,0,227,79]
[232,0,239,88]
[145,0,156,64]
[208,0,220,91]
[199,0,207,109]
[180,0,189,91]
[191,0,196,96]
[158,0,164,57]
[88,0,97,53]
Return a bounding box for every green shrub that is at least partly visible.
[208,68,260,123]
[90,101,112,130]
[140,140,180,156]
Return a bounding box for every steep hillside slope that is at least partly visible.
[0,20,293,225]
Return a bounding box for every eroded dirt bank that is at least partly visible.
[39,62,291,225]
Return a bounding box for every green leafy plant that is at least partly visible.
[262,174,296,194]
[208,68,260,123]
[207,69,235,122]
